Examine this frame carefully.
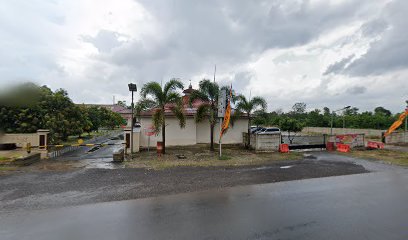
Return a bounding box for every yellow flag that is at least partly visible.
[384,109,408,136]
[220,87,232,139]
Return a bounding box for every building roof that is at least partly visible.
[140,85,247,118]
[79,103,132,115]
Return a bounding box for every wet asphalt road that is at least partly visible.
[54,133,124,168]
[1,166,407,239]
[56,135,123,160]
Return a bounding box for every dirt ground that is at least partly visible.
[0,152,368,212]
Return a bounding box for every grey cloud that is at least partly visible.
[360,19,388,38]
[228,71,253,94]
[104,0,379,81]
[82,30,125,53]
[344,0,408,76]
[2,0,405,113]
[346,86,367,95]
[324,54,355,75]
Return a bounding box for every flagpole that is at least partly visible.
[219,117,222,158]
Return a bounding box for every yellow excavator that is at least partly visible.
[384,108,408,137]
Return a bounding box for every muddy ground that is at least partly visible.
[0,156,367,213]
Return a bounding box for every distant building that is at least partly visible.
[79,103,133,122]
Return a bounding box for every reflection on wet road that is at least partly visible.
[1,169,407,240]
[54,135,125,169]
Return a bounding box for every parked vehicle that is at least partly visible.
[251,126,265,134]
[257,127,281,134]
[251,127,266,134]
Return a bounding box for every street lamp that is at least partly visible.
[330,106,351,135]
[128,83,137,156]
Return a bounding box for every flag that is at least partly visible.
[384,108,408,136]
[220,86,232,139]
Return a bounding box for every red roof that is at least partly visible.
[139,85,247,118]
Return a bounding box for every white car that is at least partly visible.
[257,127,281,134]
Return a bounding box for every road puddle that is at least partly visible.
[83,158,125,169]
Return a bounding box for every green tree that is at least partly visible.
[116,100,128,109]
[141,79,185,154]
[291,102,306,114]
[87,106,103,132]
[279,117,304,144]
[374,106,392,117]
[235,94,267,147]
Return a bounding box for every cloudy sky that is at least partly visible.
[0,0,407,113]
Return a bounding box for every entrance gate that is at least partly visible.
[281,135,327,150]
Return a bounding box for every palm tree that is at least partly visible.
[235,94,267,148]
[140,79,185,154]
[189,79,220,151]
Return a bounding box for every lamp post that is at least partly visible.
[128,83,137,156]
[330,106,351,135]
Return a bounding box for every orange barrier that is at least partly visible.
[336,143,350,153]
[367,141,384,149]
[279,144,289,153]
[326,142,335,151]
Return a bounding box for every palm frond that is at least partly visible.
[141,82,163,104]
[171,104,186,128]
[195,104,210,123]
[229,109,241,127]
[250,96,267,112]
[152,108,164,134]
[189,90,209,106]
[199,79,219,102]
[166,92,182,105]
[135,98,157,119]
[235,94,250,113]
[164,78,184,96]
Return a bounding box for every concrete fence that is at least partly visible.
[385,131,408,144]
[303,127,384,137]
[243,132,281,152]
[0,133,39,147]
[281,135,326,145]
[327,134,365,148]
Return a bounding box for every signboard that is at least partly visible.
[144,126,155,136]
[218,89,226,118]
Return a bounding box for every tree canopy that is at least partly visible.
[0,83,125,143]
[252,102,399,130]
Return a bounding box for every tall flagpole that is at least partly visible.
[214,65,216,83]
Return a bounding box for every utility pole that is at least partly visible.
[330,106,351,135]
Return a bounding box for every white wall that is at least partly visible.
[139,116,248,147]
[139,117,197,147]
[196,119,248,144]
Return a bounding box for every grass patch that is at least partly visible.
[218,155,231,161]
[339,149,408,166]
[0,166,17,171]
[0,156,9,161]
[126,144,303,170]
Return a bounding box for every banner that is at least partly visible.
[384,109,408,137]
[220,86,232,139]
